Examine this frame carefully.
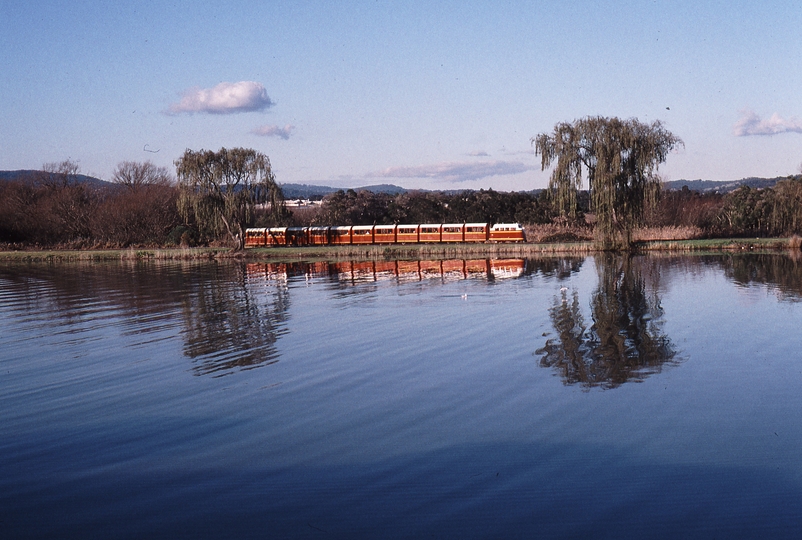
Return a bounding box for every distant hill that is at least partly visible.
[4,169,794,197]
[663,176,791,193]
[279,183,546,198]
[282,177,797,198]
[0,169,111,187]
[279,182,408,199]
[355,184,408,195]
[0,171,410,197]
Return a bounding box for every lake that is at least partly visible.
[1,253,801,539]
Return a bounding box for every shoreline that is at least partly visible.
[0,237,798,263]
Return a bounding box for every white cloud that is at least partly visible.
[252,124,294,139]
[168,81,274,115]
[468,150,489,157]
[369,161,534,183]
[734,109,802,136]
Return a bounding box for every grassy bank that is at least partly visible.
[0,247,231,263]
[637,237,797,252]
[0,243,594,263]
[0,237,799,263]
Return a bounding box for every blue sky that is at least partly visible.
[1,1,801,190]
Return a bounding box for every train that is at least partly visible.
[244,222,526,247]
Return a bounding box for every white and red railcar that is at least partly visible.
[244,222,525,247]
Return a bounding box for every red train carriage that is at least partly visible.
[488,223,525,243]
[465,223,489,242]
[286,227,309,246]
[374,225,397,244]
[309,226,330,245]
[245,222,525,247]
[419,224,442,243]
[396,225,419,243]
[266,227,287,246]
[351,225,374,244]
[330,226,353,245]
[245,228,267,248]
[441,224,465,243]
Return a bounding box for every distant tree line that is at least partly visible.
[291,175,802,240]
[294,188,555,227]
[0,149,287,249]
[643,176,802,237]
[2,153,802,250]
[0,160,181,247]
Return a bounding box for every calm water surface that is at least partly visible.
[1,254,801,539]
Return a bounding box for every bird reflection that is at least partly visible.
[537,254,680,389]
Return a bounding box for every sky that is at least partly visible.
[1,0,801,191]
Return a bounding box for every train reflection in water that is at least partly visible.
[246,258,526,284]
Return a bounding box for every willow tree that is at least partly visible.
[175,147,285,249]
[532,117,682,249]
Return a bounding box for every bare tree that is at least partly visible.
[112,161,172,190]
[35,159,95,241]
[40,159,80,188]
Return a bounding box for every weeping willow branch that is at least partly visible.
[532,117,682,250]
[175,147,286,250]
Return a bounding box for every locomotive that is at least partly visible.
[244,223,526,247]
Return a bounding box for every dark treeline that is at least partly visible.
[0,161,183,248]
[643,175,802,237]
[293,188,555,227]
[2,159,802,248]
[294,176,802,238]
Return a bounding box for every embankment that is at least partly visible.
[0,237,799,263]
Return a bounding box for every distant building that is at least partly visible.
[284,199,322,208]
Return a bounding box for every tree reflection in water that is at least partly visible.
[181,263,290,377]
[537,254,680,389]
[725,251,802,301]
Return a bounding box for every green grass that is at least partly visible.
[0,237,798,263]
[0,247,230,262]
[638,237,793,252]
